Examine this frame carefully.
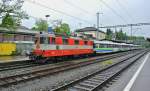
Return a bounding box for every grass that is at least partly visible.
[101,60,113,66]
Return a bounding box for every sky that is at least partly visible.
[21,0,150,38]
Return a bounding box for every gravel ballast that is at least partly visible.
[0,52,138,91]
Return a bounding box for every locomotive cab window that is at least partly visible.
[40,37,48,44]
[34,37,38,44]
[40,37,43,44]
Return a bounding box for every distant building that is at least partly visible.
[75,27,106,40]
[0,27,38,55]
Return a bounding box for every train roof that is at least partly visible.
[94,40,140,46]
[94,40,119,45]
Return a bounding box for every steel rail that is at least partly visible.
[52,50,148,91]
[0,50,139,87]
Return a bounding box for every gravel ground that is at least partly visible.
[0,53,123,78]
[0,57,94,78]
[0,52,138,91]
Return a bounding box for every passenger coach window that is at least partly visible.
[104,44,108,48]
[75,40,79,45]
[99,44,101,48]
[101,44,107,48]
[95,44,99,48]
[100,44,104,48]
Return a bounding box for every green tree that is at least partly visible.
[116,29,127,40]
[0,0,28,28]
[54,23,70,35]
[1,13,15,28]
[54,26,61,33]
[106,28,113,40]
[32,19,48,31]
[60,23,70,35]
[123,32,127,41]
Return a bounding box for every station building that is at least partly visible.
[0,27,37,56]
[75,27,106,40]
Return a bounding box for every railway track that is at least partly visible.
[0,50,135,72]
[0,50,143,88]
[0,61,41,71]
[52,51,148,91]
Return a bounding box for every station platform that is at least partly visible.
[124,53,150,91]
[0,56,29,63]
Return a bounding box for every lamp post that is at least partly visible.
[45,14,50,26]
[45,15,50,21]
[45,15,50,32]
[96,12,103,40]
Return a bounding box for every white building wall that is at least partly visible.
[76,31,106,40]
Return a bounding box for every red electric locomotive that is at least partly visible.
[29,33,94,63]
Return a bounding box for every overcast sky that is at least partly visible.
[21,0,150,38]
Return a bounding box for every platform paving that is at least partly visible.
[129,53,150,91]
[0,56,29,63]
[99,52,150,91]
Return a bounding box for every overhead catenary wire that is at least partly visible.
[98,0,128,24]
[63,0,94,16]
[28,15,63,25]
[115,0,135,22]
[28,15,63,24]
[24,0,93,24]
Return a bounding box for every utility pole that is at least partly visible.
[97,12,100,30]
[96,12,103,39]
[79,23,82,29]
[96,12,100,40]
[130,24,133,43]
[114,27,117,40]
[45,15,50,32]
[45,15,50,23]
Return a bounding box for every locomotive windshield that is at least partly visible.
[34,37,38,44]
[40,37,49,44]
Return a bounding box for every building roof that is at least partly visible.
[17,26,30,30]
[0,27,38,35]
[76,27,105,34]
